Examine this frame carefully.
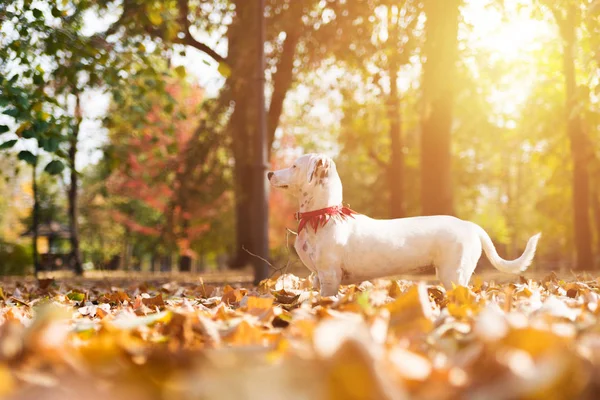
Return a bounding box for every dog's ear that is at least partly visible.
[307,156,330,184]
[307,157,319,184]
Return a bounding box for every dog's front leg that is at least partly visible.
[317,268,341,297]
[294,235,319,289]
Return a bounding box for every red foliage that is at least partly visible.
[106,79,227,253]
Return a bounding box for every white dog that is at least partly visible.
[267,153,541,296]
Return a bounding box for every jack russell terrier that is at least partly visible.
[267,153,541,296]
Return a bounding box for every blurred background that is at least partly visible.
[0,0,599,279]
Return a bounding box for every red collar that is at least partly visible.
[294,204,357,233]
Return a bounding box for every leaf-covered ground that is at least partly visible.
[1,272,600,400]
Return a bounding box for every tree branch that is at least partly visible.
[267,30,301,157]
[267,1,305,158]
[368,149,389,170]
[176,0,226,64]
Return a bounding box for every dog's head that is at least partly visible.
[267,153,335,195]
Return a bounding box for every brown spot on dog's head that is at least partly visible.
[303,192,308,197]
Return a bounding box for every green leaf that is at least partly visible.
[67,291,85,302]
[51,7,61,18]
[218,61,231,78]
[0,125,9,134]
[32,8,43,19]
[3,108,19,118]
[0,140,17,150]
[132,105,145,114]
[18,150,37,165]
[44,160,65,175]
[21,128,35,139]
[46,137,59,152]
[175,65,186,78]
[356,291,373,314]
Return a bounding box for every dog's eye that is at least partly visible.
[292,165,296,168]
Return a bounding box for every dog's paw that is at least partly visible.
[309,272,320,289]
[319,286,340,297]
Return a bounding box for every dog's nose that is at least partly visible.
[267,172,274,180]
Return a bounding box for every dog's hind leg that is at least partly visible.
[437,251,479,289]
[436,245,473,289]
[435,236,484,289]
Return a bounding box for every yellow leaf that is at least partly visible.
[246,296,274,310]
[217,61,231,78]
[175,65,186,78]
[223,319,267,346]
[15,121,31,136]
[503,327,567,357]
[148,9,163,26]
[0,364,15,396]
[385,283,434,332]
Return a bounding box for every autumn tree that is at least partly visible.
[1,0,168,274]
[104,76,230,270]
[337,1,422,218]
[540,0,597,269]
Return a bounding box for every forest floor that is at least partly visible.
[0,269,599,400]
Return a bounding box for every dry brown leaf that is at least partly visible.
[141,294,166,309]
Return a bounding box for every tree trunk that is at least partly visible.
[227,1,258,269]
[225,1,308,273]
[387,18,405,219]
[591,187,600,268]
[250,0,270,284]
[419,0,460,216]
[32,160,40,276]
[68,93,83,275]
[557,5,593,270]
[267,0,304,158]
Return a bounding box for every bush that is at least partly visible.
[0,241,33,276]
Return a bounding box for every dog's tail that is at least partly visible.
[476,225,541,274]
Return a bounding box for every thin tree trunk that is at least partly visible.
[388,64,405,218]
[387,10,405,219]
[249,0,270,284]
[32,159,40,277]
[556,5,593,270]
[420,0,460,216]
[230,145,254,268]
[69,93,83,275]
[591,187,600,268]
[267,1,304,159]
